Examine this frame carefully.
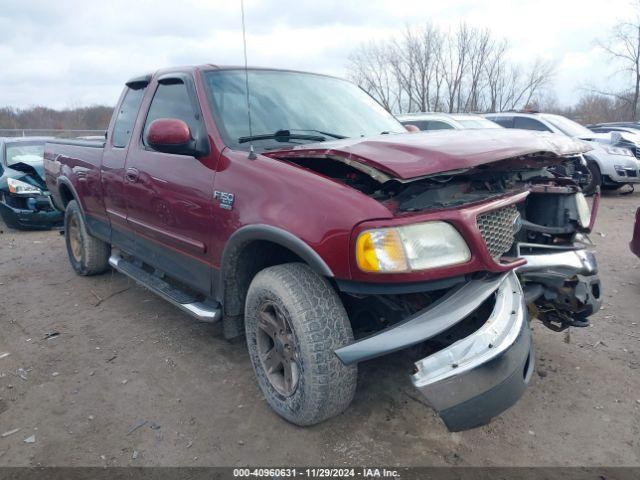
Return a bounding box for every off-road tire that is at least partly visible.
[582,161,602,196]
[245,263,357,426]
[64,200,110,275]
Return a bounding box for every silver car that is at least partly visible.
[486,112,640,194]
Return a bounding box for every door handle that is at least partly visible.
[125,167,140,183]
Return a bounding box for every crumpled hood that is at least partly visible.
[265,129,591,180]
[1,163,47,191]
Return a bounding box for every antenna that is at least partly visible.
[240,0,256,160]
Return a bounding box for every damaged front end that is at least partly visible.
[515,181,602,330]
[270,131,600,430]
[0,162,63,230]
[336,270,532,431]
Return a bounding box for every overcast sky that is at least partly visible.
[0,0,635,109]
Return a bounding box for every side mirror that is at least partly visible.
[404,124,420,133]
[146,118,198,156]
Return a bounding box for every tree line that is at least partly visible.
[0,105,112,131]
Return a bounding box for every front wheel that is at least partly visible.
[582,161,602,196]
[245,263,357,426]
[64,200,111,275]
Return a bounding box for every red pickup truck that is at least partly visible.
[44,65,601,431]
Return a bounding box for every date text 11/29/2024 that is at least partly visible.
[233,468,399,478]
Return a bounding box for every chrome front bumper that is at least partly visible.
[516,245,598,275]
[335,270,533,431]
[410,270,533,431]
[516,244,602,320]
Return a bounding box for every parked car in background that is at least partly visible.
[0,137,63,229]
[588,122,640,133]
[486,112,640,194]
[397,112,501,131]
[632,207,640,258]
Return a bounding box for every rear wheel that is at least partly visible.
[64,200,110,275]
[245,263,357,426]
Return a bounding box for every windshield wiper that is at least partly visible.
[238,129,326,144]
[288,129,347,139]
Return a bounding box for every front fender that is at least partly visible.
[221,224,334,278]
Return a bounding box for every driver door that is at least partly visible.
[123,74,215,295]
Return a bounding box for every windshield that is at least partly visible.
[541,114,593,138]
[6,143,45,168]
[455,118,501,129]
[203,69,405,150]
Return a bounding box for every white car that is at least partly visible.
[485,112,640,194]
[397,113,502,131]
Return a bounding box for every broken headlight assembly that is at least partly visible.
[356,221,471,273]
[7,178,42,196]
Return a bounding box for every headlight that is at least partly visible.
[603,145,634,156]
[7,178,42,195]
[574,192,591,228]
[356,221,471,273]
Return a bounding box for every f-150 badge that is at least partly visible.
[214,191,235,210]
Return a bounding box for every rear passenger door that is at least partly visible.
[123,74,215,294]
[102,81,148,250]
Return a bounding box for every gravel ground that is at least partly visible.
[0,191,639,467]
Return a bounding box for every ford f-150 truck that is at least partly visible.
[44,65,601,431]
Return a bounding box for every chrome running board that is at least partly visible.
[108,252,221,323]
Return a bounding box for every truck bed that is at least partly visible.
[44,138,107,225]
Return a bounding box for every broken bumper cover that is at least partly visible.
[0,197,63,229]
[411,271,532,431]
[517,245,602,318]
[334,271,533,431]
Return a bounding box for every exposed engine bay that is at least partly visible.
[279,152,602,341]
[282,154,587,212]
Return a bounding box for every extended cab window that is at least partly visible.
[514,117,550,132]
[143,82,200,143]
[112,87,145,148]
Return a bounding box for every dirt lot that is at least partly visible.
[0,192,639,467]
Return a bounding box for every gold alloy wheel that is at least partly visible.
[68,215,83,263]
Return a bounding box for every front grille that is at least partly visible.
[476,205,520,260]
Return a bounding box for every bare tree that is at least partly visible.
[348,42,399,112]
[389,25,443,113]
[347,23,555,115]
[597,2,640,120]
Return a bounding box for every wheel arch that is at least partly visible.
[219,225,334,322]
[55,177,82,213]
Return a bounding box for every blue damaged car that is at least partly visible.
[0,137,63,229]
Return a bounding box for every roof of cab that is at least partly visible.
[125,65,343,88]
